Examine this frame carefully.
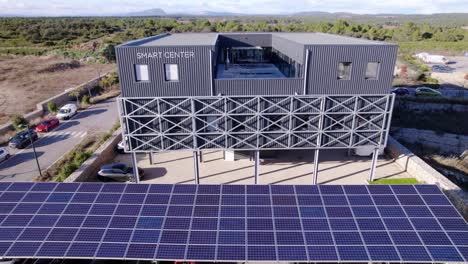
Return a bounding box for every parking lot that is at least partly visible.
[113,149,411,185]
[0,98,118,182]
[431,56,468,88]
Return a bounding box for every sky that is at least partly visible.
[1,0,467,16]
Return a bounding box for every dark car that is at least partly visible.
[391,87,410,96]
[431,65,454,73]
[8,130,38,149]
[35,117,60,132]
[97,164,144,182]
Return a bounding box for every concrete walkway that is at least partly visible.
[113,149,411,185]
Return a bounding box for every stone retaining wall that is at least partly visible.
[391,127,468,154]
[65,129,122,182]
[394,100,468,112]
[387,136,468,219]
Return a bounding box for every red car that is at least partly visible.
[35,117,59,132]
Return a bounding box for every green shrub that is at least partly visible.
[10,114,27,130]
[81,95,90,105]
[73,150,91,166]
[47,102,58,113]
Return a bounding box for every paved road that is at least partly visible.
[0,98,118,182]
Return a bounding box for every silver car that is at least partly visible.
[97,164,144,182]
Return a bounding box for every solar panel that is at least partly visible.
[0,182,466,263]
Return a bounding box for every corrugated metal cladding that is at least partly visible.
[219,34,272,47]
[214,79,303,95]
[272,35,306,64]
[305,45,398,95]
[116,46,213,97]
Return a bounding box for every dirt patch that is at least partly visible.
[0,55,115,125]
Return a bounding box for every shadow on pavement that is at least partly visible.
[74,108,107,120]
[142,167,168,180]
[54,121,79,131]
[0,151,45,170]
[34,134,71,148]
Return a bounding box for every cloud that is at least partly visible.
[0,0,467,16]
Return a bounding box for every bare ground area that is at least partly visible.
[0,55,115,125]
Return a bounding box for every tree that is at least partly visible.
[10,114,27,131]
[68,88,82,106]
[101,44,116,62]
[47,102,58,113]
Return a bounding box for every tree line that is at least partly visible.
[0,17,466,60]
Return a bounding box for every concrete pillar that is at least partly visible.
[148,152,153,165]
[313,149,320,185]
[254,150,260,184]
[369,148,379,182]
[131,152,140,184]
[193,151,200,184]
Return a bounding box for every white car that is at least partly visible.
[0,147,10,163]
[56,104,78,120]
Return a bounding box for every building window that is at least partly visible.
[164,64,179,81]
[134,64,149,82]
[365,62,380,80]
[338,62,352,80]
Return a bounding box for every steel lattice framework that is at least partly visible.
[118,94,394,152]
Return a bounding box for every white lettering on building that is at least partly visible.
[137,51,195,60]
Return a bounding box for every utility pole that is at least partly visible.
[24,124,42,178]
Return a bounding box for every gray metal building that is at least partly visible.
[116,32,398,184]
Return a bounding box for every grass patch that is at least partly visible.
[398,41,468,56]
[370,178,421,185]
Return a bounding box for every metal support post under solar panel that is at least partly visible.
[131,152,140,184]
[193,151,200,184]
[254,150,260,184]
[313,149,320,184]
[148,152,153,165]
[369,148,379,182]
[199,151,203,162]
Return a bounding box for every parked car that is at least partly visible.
[35,117,60,132]
[415,87,442,97]
[56,104,77,120]
[431,64,454,73]
[8,130,38,149]
[0,148,10,162]
[391,87,409,96]
[97,164,144,182]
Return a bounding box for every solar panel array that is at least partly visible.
[0,182,467,262]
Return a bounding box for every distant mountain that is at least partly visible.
[292,11,333,16]
[124,8,166,17]
[196,11,244,16]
